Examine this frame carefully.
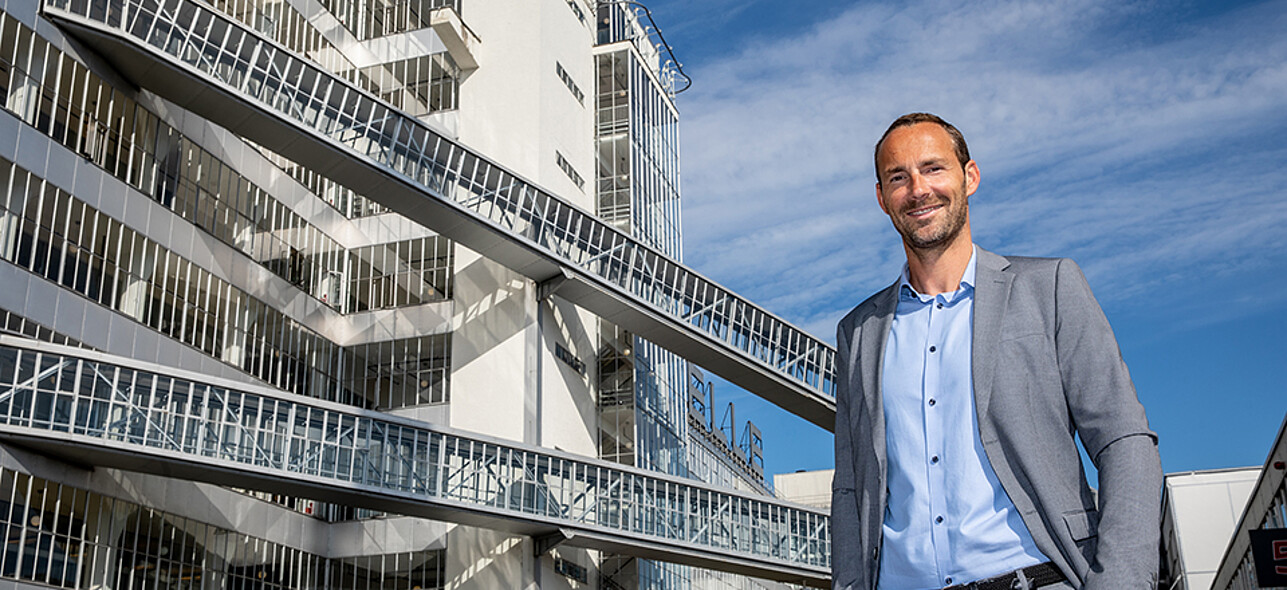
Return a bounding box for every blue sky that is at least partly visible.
[647,0,1287,479]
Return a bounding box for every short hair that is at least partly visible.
[873,113,971,184]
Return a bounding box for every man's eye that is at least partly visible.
[889,174,906,183]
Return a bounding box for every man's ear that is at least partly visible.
[964,160,980,197]
[876,182,889,214]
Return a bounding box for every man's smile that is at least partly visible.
[905,203,945,218]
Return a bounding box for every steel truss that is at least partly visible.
[0,338,830,586]
[41,0,839,429]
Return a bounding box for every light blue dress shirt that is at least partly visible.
[877,247,1046,589]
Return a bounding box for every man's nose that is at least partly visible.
[908,172,931,198]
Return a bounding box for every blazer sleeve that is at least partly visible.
[1053,259,1162,589]
[831,319,861,590]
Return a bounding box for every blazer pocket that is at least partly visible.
[1062,508,1100,542]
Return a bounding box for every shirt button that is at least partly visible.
[937,303,943,309]
[945,577,953,585]
[928,398,936,406]
[931,455,939,464]
[935,515,944,524]
[929,345,937,353]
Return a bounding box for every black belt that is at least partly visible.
[942,562,1066,590]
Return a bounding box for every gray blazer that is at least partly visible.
[831,247,1161,590]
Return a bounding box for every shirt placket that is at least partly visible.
[924,292,952,581]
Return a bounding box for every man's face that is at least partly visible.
[875,123,979,252]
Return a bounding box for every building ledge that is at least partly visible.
[431,7,479,70]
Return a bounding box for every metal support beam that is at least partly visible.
[537,270,570,302]
[534,529,575,556]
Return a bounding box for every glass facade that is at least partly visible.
[255,147,394,219]
[0,6,463,411]
[593,12,783,588]
[0,465,446,589]
[594,2,686,95]
[359,53,459,117]
[593,44,688,483]
[348,238,453,312]
[0,155,451,408]
[0,12,453,313]
[206,0,461,216]
[0,11,339,308]
[344,335,451,409]
[594,25,699,590]
[0,306,90,350]
[209,0,363,83]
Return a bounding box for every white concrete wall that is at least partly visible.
[448,246,538,442]
[448,0,598,453]
[456,0,596,206]
[446,2,603,586]
[1162,468,1259,590]
[442,527,534,590]
[538,297,598,457]
[773,469,835,511]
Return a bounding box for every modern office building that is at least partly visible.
[0,0,837,588]
[1159,467,1259,590]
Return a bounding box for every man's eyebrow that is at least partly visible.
[882,164,908,177]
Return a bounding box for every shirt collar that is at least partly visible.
[897,245,978,302]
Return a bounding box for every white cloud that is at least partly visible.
[674,0,1287,341]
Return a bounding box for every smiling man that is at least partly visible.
[831,113,1162,590]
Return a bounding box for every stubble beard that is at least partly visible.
[897,188,969,253]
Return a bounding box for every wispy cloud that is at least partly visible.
[675,0,1287,342]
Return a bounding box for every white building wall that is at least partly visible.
[457,0,595,201]
[445,2,602,587]
[773,469,835,512]
[1162,468,1260,590]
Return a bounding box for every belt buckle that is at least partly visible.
[943,569,1018,590]
[967,570,1019,590]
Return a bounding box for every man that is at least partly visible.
[831,113,1161,590]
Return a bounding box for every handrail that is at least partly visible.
[40,0,839,429]
[597,0,692,94]
[0,337,830,586]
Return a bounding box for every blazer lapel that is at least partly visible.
[859,283,898,473]
[972,247,1013,420]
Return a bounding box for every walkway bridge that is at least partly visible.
[0,337,830,586]
[41,0,840,430]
